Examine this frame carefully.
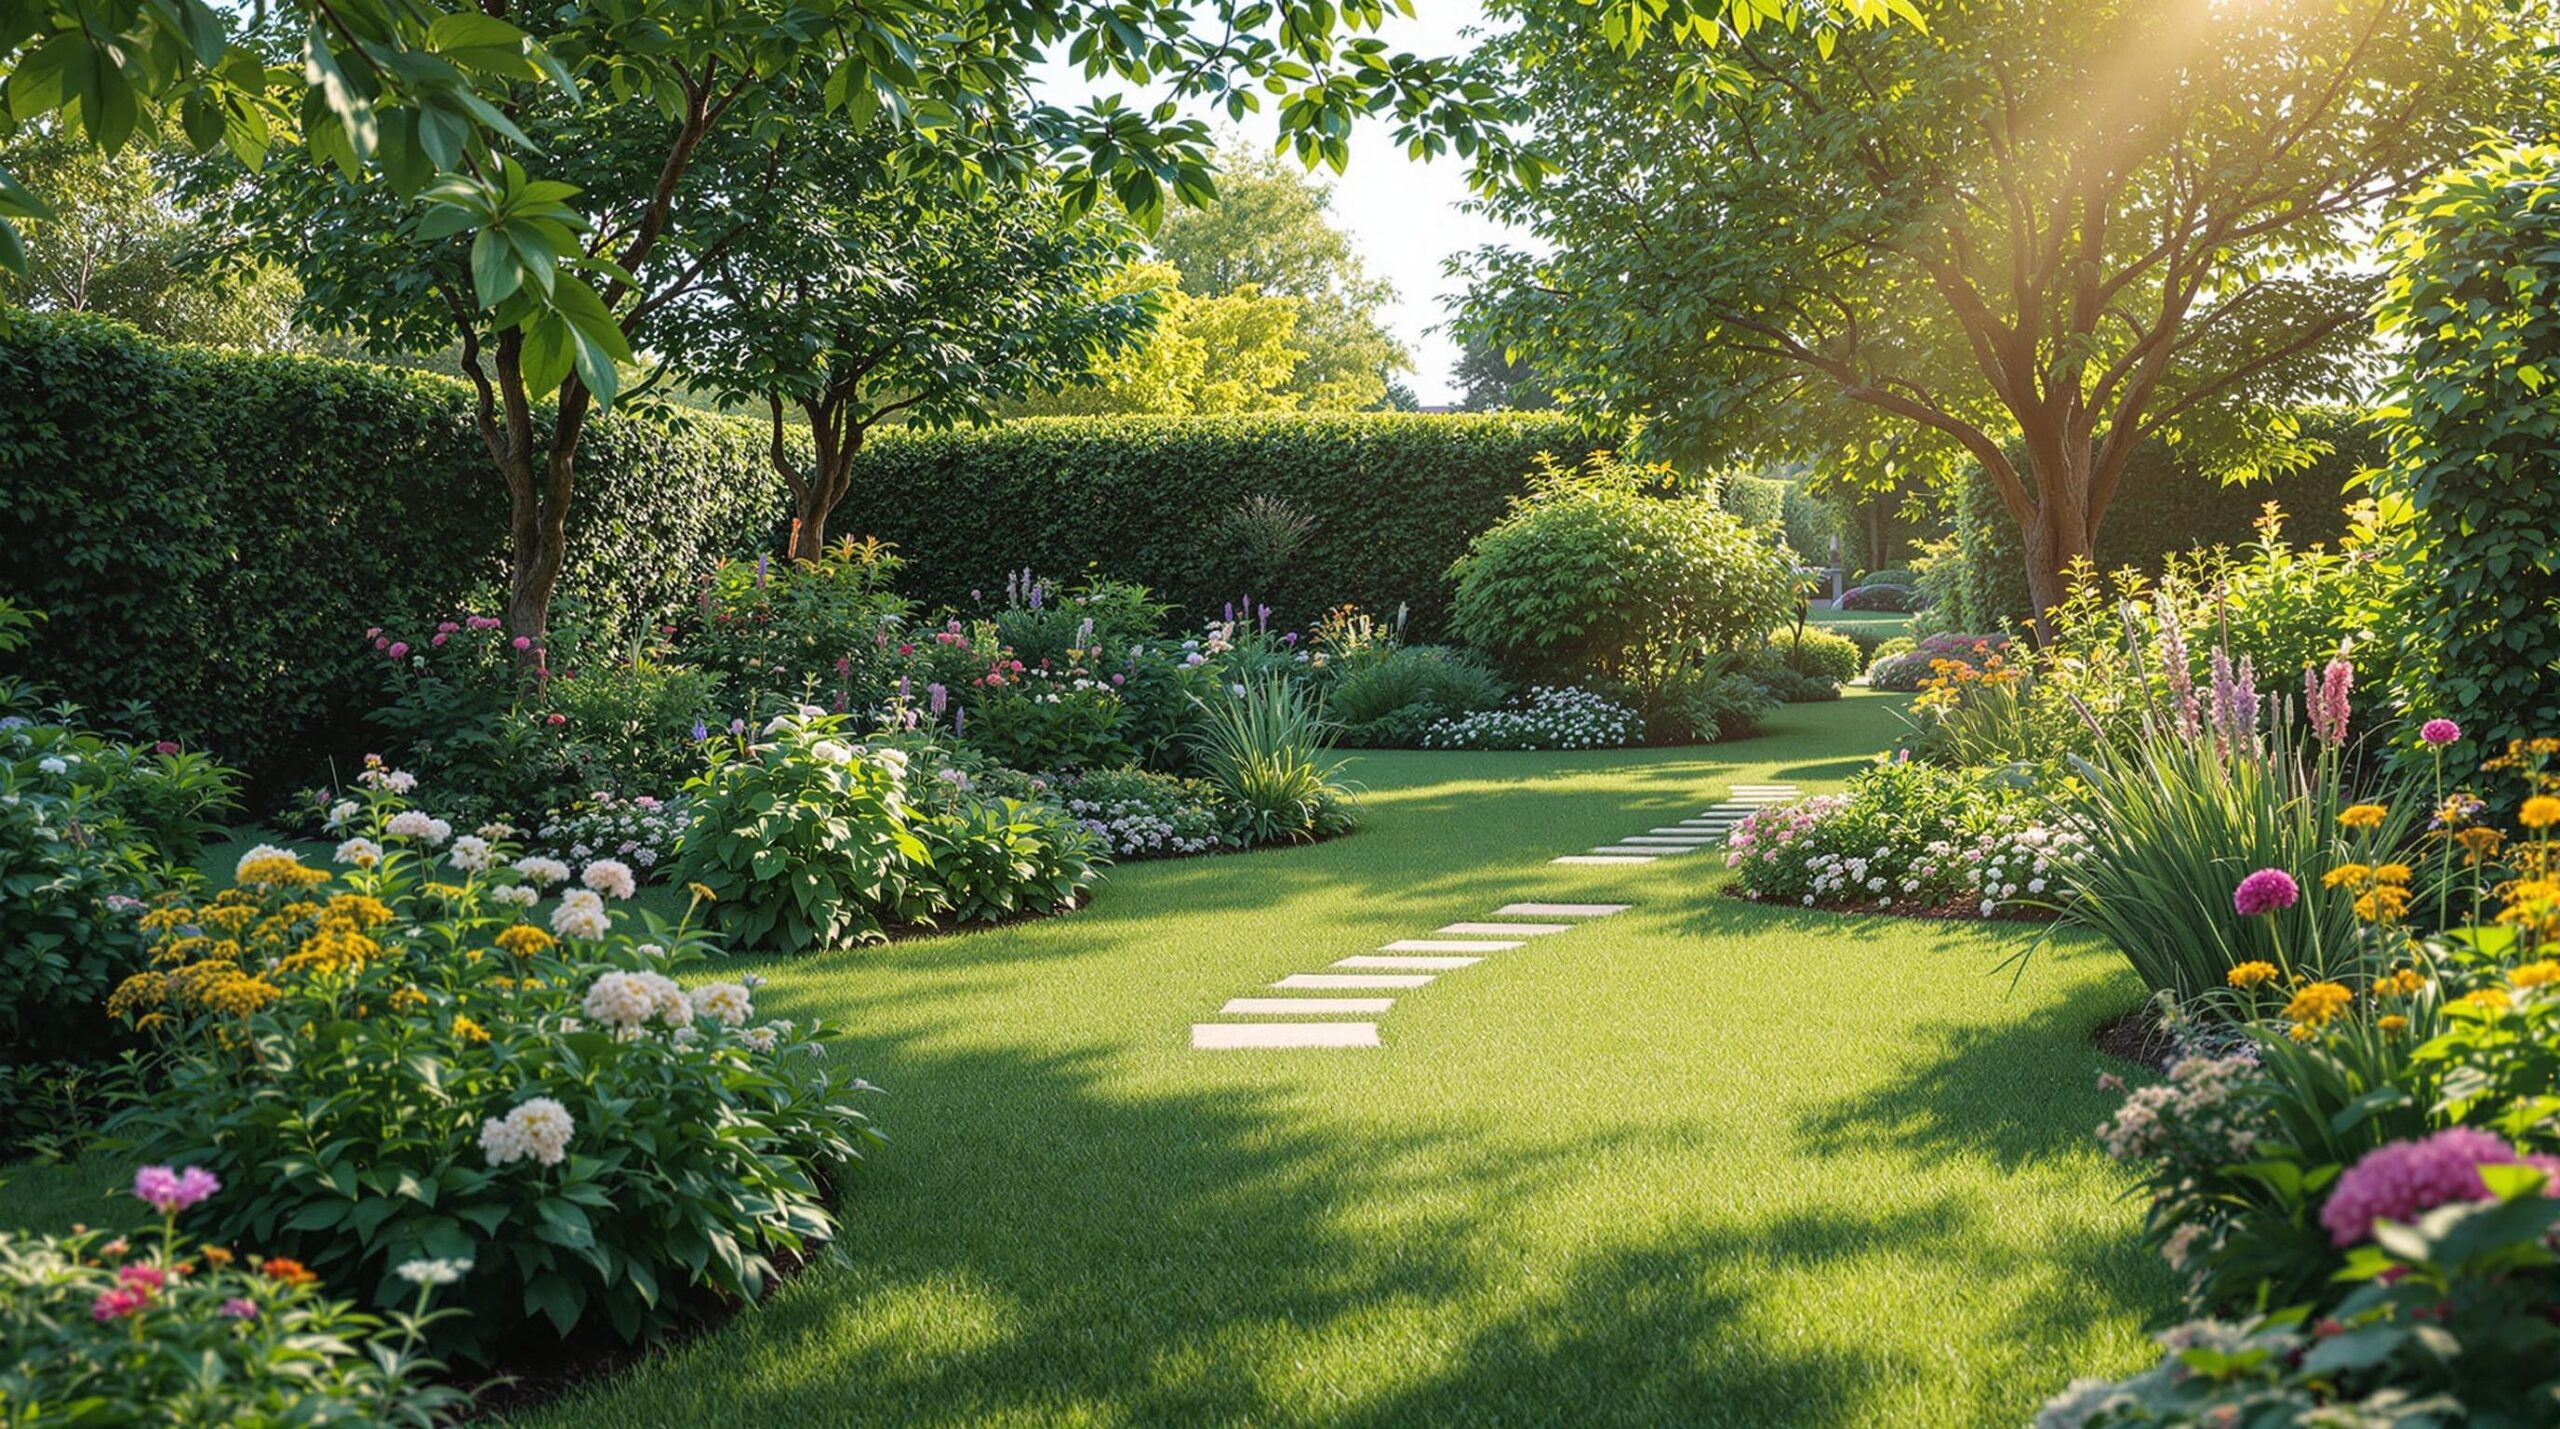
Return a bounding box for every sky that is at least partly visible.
[1034,3,1514,406]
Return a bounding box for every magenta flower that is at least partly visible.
[512,635,533,651]
[386,641,409,659]
[219,1297,259,1320]
[91,1287,148,1322]
[2305,658,2354,748]
[2320,1127,2560,1245]
[2420,718,2462,748]
[118,1264,168,1292]
[132,1164,221,1214]
[2232,868,2300,917]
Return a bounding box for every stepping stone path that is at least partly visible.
[1188,784,1798,1051]
[1552,782,1800,865]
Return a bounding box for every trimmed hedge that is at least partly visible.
[1953,409,2381,630]
[1718,472,1837,564]
[834,413,1604,636]
[0,312,782,789]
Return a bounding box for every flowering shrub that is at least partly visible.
[1865,633,2011,693]
[1835,582,1924,613]
[1725,760,2078,915]
[527,790,691,880]
[0,1180,470,1425]
[106,790,880,1362]
[1057,766,1231,858]
[1420,686,1643,751]
[679,538,913,713]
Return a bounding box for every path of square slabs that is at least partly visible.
[1188,783,1802,1051]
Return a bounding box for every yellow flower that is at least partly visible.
[2378,1015,2409,1036]
[2523,796,2560,831]
[2227,961,2282,989]
[388,986,428,1013]
[450,1014,491,1044]
[2322,864,2371,890]
[2374,968,2427,999]
[2462,986,2514,1013]
[2511,960,2560,990]
[107,972,171,1021]
[2353,886,2410,924]
[494,925,556,958]
[236,855,327,889]
[2282,981,2354,1029]
[325,894,393,928]
[686,882,718,903]
[2373,863,2413,886]
[2337,804,2388,831]
[2456,826,2506,863]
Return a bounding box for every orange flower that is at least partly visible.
[260,1257,316,1287]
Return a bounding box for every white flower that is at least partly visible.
[395,1257,472,1287]
[870,747,909,778]
[386,810,452,845]
[809,740,854,765]
[37,756,66,775]
[581,859,637,900]
[326,799,360,828]
[689,981,753,1028]
[550,888,610,941]
[513,856,570,887]
[583,970,687,1029]
[234,844,302,880]
[333,837,384,866]
[491,884,539,908]
[742,1024,781,1053]
[448,835,495,872]
[478,1096,574,1167]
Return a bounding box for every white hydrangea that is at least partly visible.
[385,810,452,846]
[512,855,570,887]
[448,835,495,872]
[688,981,753,1028]
[490,884,539,908]
[582,970,689,1029]
[581,859,637,900]
[333,837,383,866]
[870,747,909,779]
[550,888,610,941]
[479,1096,575,1167]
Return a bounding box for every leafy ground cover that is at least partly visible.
[0,694,2174,1425]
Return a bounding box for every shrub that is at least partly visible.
[679,538,911,714]
[1864,635,1916,669]
[677,711,929,952]
[525,791,691,882]
[1723,762,2082,915]
[0,1212,468,1425]
[1836,583,1925,613]
[1767,627,1863,685]
[1188,675,1356,844]
[1421,686,1643,751]
[1750,662,1843,705]
[1447,453,1799,697]
[0,312,785,792]
[834,412,1605,635]
[1867,634,2011,692]
[1326,644,1508,747]
[2372,143,2560,756]
[1860,567,1919,589]
[1055,767,1230,858]
[107,815,880,1363]
[1656,659,1778,742]
[908,799,1100,924]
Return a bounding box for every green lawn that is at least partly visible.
[1806,607,1913,641]
[1,693,2175,1425]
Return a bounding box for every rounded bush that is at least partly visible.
[1768,628,1863,684]
[1448,455,1799,692]
[1837,583,1927,613]
[1867,633,2010,692]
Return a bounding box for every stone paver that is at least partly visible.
[1552,854,1655,865]
[1650,826,1724,835]
[1438,922,1573,936]
[1221,997,1394,1014]
[1383,938,1524,952]
[1496,902,1631,916]
[1623,834,1716,843]
[1592,844,1697,856]
[1192,1023,1380,1049]
[1336,955,1481,970]
[1275,973,1436,989]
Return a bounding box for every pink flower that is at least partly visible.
[366,627,382,640]
[512,636,533,651]
[2232,868,2299,918]
[545,713,567,727]
[373,636,389,651]
[431,633,449,647]
[2321,1127,2560,1245]
[437,621,461,634]
[2421,718,2462,748]
[132,1164,221,1214]
[91,1287,148,1321]
[117,1264,168,1292]
[219,1297,259,1320]
[387,641,409,659]
[152,741,179,755]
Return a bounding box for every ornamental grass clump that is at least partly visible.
[106,771,882,1363]
[1187,674,1357,844]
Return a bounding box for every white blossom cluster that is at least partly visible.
[1973,820,2089,916]
[1063,793,1223,858]
[1420,686,1643,751]
[479,1095,575,1167]
[530,792,690,878]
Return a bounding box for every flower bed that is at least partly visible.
[1420,685,1643,751]
[1723,759,2085,918]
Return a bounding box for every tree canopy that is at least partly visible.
[1456,0,2549,622]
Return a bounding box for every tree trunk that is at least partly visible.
[779,395,861,562]
[2012,419,2101,640]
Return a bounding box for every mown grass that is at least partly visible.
[1,693,2176,1425]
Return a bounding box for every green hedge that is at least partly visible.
[0,312,782,788]
[835,413,1605,636]
[1717,473,1838,565]
[1954,409,2381,629]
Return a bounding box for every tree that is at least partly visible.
[1456,0,2545,625]
[660,124,1149,560]
[1011,260,1314,416]
[191,0,1521,643]
[1151,141,1409,409]
[1453,333,1553,412]
[0,124,296,348]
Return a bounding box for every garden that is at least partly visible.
[4,0,2560,1424]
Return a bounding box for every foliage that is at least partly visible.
[1446,452,1799,697]
[1209,494,1320,598]
[0,125,298,349]
[834,412,1604,635]
[1654,657,1778,743]
[1767,627,1864,686]
[907,798,1100,925]
[1055,766,1230,858]
[1186,675,1355,845]
[107,805,881,1362]
[525,791,690,883]
[676,712,927,953]
[1419,686,1642,752]
[1453,332,1555,413]
[0,1216,468,1425]
[1457,0,2540,620]
[2372,143,2560,758]
[679,539,911,716]
[1724,760,2082,916]
[1325,644,1509,748]
[1837,584,1924,614]
[1010,261,1313,417]
[1149,141,1412,411]
[0,313,780,791]
[1868,634,2012,694]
